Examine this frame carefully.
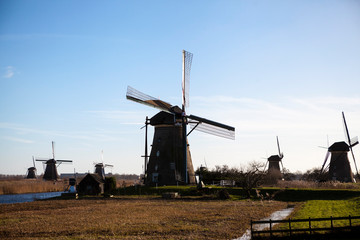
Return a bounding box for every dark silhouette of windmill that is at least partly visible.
[94,150,113,179]
[264,136,284,179]
[25,156,37,179]
[36,141,73,181]
[127,50,235,186]
[320,112,359,182]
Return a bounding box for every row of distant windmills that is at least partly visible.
[26,142,113,180]
[265,111,359,183]
[126,50,359,185]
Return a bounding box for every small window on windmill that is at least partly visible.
[157,137,161,143]
[155,164,158,171]
[170,162,175,170]
[156,150,160,157]
[152,173,159,183]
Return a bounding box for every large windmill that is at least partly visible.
[320,112,359,182]
[264,136,284,178]
[126,50,235,186]
[36,141,73,181]
[25,156,37,179]
[94,150,113,179]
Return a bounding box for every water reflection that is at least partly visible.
[0,191,63,204]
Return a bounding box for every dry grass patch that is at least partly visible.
[0,197,288,239]
[0,179,65,195]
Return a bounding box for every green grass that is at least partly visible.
[288,197,360,229]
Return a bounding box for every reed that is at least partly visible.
[0,179,65,195]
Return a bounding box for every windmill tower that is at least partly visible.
[321,112,359,182]
[36,141,73,181]
[94,150,113,179]
[126,50,235,186]
[265,136,284,179]
[26,156,37,179]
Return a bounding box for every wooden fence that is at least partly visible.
[251,215,360,238]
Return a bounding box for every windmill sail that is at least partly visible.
[342,111,359,177]
[187,115,235,140]
[182,50,193,109]
[126,86,173,112]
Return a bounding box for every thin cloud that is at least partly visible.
[3,66,15,78]
[2,136,33,144]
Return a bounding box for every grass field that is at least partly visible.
[286,197,360,229]
[0,197,287,239]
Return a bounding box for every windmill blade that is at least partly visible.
[349,147,359,177]
[101,150,104,164]
[350,136,359,147]
[126,86,173,112]
[105,164,114,168]
[263,160,269,172]
[52,141,55,159]
[57,160,73,163]
[276,136,283,158]
[320,151,330,173]
[182,50,193,109]
[187,114,235,140]
[32,156,36,168]
[36,158,50,162]
[342,111,352,146]
[280,160,284,174]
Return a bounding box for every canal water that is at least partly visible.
[0,191,64,204]
[235,207,294,240]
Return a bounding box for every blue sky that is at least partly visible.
[1,0,360,176]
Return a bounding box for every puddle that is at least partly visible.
[235,207,294,240]
[0,191,64,204]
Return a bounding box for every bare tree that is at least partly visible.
[236,161,266,198]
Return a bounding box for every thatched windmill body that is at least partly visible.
[265,136,284,178]
[26,156,37,179]
[36,141,73,181]
[127,50,235,186]
[321,112,359,182]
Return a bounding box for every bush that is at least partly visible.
[104,177,116,194]
[218,189,230,200]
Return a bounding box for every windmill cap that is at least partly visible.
[329,141,349,152]
[268,155,282,161]
[150,111,178,126]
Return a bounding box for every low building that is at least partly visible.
[77,173,105,195]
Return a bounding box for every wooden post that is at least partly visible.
[309,217,311,235]
[331,216,333,231]
[349,215,352,229]
[289,218,292,236]
[269,219,272,237]
[250,220,253,239]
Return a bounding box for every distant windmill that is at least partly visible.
[126,50,235,186]
[94,150,113,179]
[320,112,359,182]
[36,141,73,181]
[264,136,284,178]
[25,156,37,179]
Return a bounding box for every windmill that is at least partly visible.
[320,112,359,182]
[264,136,284,179]
[36,141,73,181]
[126,50,235,186]
[25,156,37,179]
[94,150,113,179]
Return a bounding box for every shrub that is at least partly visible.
[218,189,230,200]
